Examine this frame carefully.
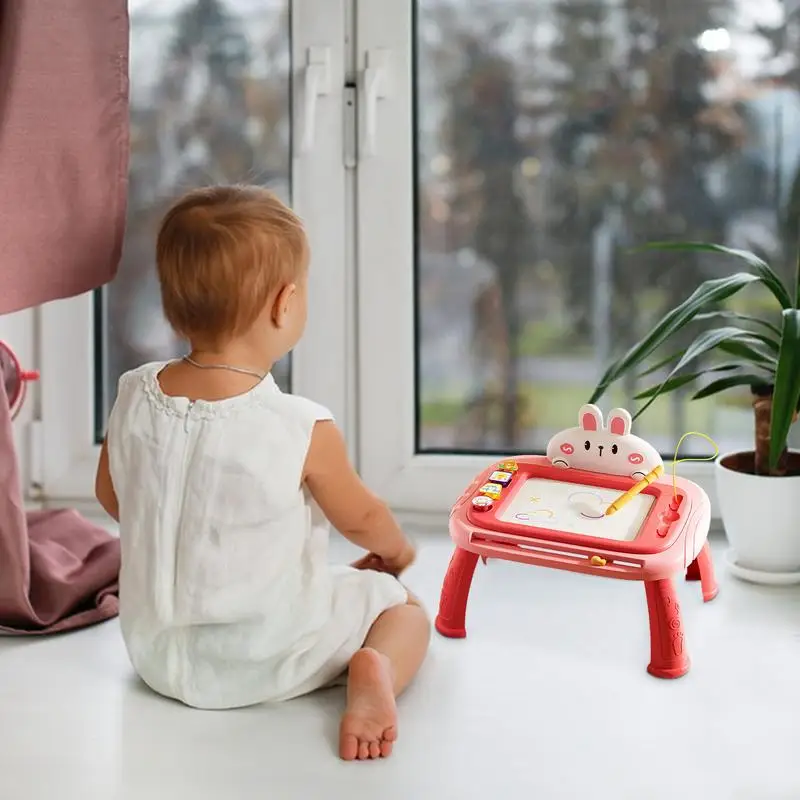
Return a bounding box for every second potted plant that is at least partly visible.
[590,242,800,585]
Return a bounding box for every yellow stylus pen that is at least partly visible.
[605,465,664,516]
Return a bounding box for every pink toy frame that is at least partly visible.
[435,456,719,679]
[0,340,39,420]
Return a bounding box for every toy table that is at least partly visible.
[435,456,719,678]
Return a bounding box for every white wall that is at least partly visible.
[0,308,36,492]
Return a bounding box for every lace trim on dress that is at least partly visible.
[140,362,279,421]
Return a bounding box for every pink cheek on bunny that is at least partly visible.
[560,443,575,455]
[628,453,644,465]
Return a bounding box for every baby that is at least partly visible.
[94,185,430,760]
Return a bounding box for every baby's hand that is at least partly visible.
[382,541,416,575]
[350,552,389,573]
[351,541,416,577]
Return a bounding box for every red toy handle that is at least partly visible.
[20,370,39,382]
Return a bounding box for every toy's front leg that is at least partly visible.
[644,578,691,679]
[435,547,479,638]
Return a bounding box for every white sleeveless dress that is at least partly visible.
[107,362,407,709]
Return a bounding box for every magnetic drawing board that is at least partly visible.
[497,477,655,542]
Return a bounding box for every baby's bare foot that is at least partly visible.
[339,648,397,760]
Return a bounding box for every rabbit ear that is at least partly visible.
[578,404,604,432]
[607,408,632,436]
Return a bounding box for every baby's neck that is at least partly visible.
[188,339,276,376]
[159,353,270,403]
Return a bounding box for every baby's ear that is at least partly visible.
[607,408,632,436]
[578,404,604,432]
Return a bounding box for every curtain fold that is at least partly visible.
[0,0,129,315]
[0,379,120,634]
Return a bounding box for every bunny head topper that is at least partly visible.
[546,404,663,479]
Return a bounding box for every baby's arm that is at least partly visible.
[304,420,408,561]
[95,438,120,522]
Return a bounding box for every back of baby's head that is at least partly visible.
[156,185,308,345]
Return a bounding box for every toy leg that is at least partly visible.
[685,542,719,602]
[435,547,479,639]
[644,579,690,679]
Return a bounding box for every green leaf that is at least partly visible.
[638,349,684,378]
[721,328,779,353]
[634,373,700,400]
[590,272,762,403]
[634,363,740,400]
[769,309,800,469]
[716,339,778,369]
[692,374,770,401]
[795,238,800,309]
[694,310,782,339]
[634,327,773,418]
[638,241,793,309]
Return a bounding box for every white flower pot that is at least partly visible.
[715,451,800,585]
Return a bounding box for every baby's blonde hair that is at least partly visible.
[156,185,308,345]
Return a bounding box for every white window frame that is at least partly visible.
[354,1,722,519]
[32,0,739,516]
[37,0,351,500]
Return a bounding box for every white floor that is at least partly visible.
[1,534,798,800]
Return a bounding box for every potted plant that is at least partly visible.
[589,242,800,585]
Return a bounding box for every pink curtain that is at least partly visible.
[0,379,120,634]
[0,2,128,632]
[0,1,129,315]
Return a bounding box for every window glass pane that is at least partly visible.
[95,0,291,440]
[415,0,800,456]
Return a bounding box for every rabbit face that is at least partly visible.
[546,404,663,479]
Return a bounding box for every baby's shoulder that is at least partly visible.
[259,390,333,444]
[268,391,332,425]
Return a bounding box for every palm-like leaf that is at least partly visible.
[634,327,776,418]
[795,241,800,309]
[692,374,770,400]
[769,309,800,469]
[590,273,762,403]
[635,362,745,400]
[715,339,778,368]
[637,312,779,380]
[693,310,782,340]
[637,242,793,309]
[638,349,688,378]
